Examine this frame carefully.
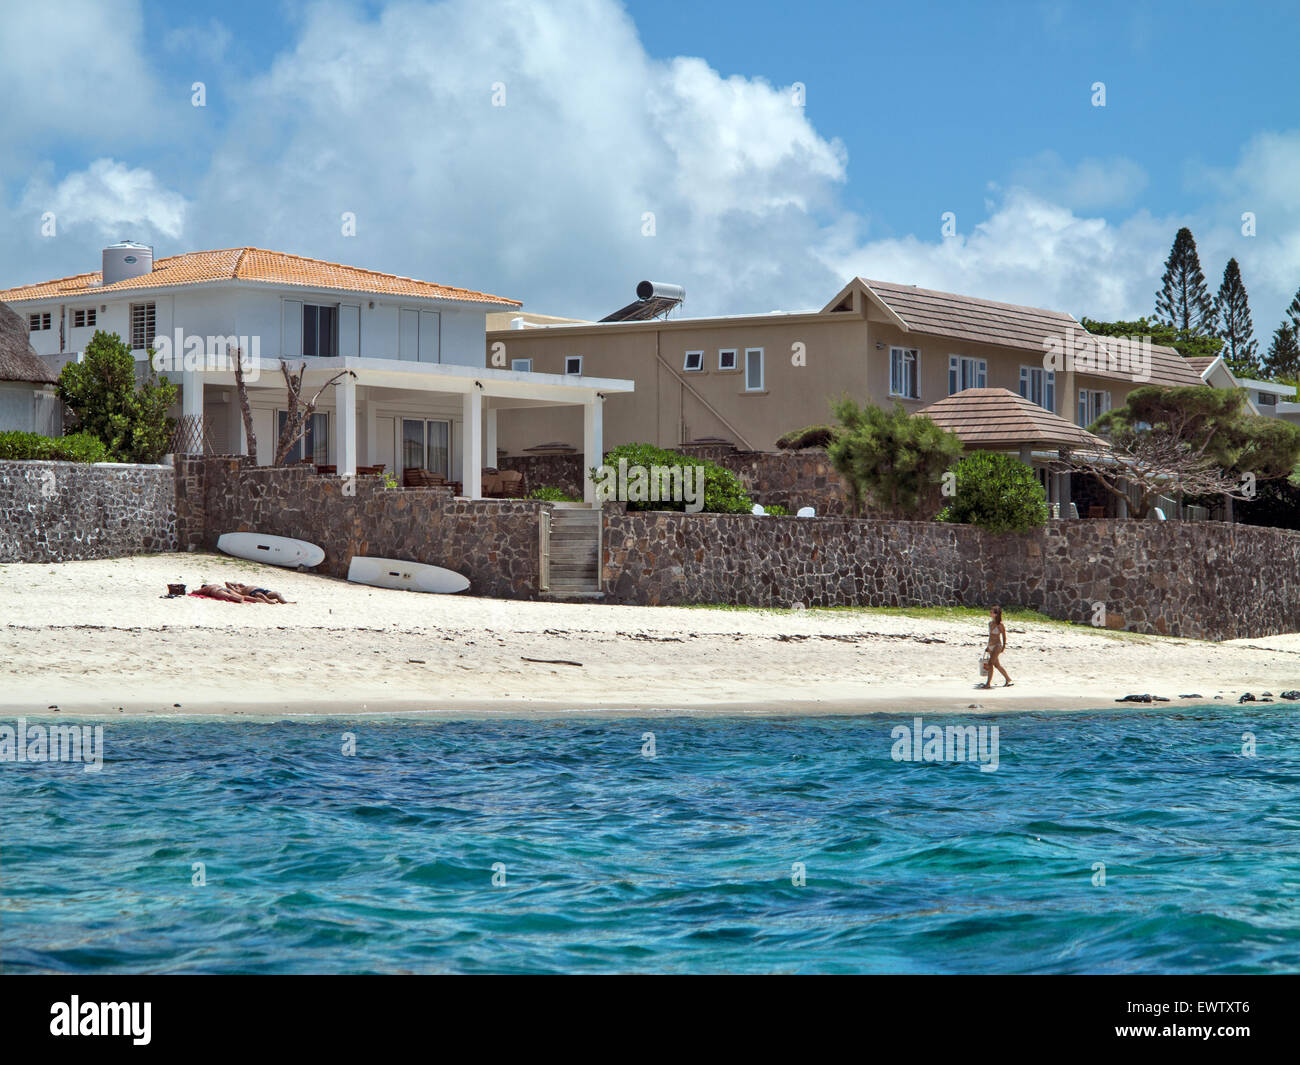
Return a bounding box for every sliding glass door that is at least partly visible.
[401,418,451,476]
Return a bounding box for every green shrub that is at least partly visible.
[764,503,790,515]
[596,442,752,514]
[530,485,582,502]
[937,450,1048,533]
[776,424,837,450]
[828,398,964,517]
[57,329,177,463]
[0,430,111,463]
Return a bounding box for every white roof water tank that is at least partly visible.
[102,240,154,286]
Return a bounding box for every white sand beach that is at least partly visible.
[2,552,1298,717]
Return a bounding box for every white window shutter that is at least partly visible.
[419,311,440,362]
[282,300,303,358]
[339,305,360,357]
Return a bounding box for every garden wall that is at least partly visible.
[601,506,1300,642]
[498,444,853,513]
[0,459,178,562]
[177,457,544,598]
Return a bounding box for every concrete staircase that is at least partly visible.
[544,507,603,598]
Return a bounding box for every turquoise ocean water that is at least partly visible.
[2,710,1298,974]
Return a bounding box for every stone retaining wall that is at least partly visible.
[498,445,853,513]
[179,456,544,598]
[601,506,1300,641]
[0,459,177,562]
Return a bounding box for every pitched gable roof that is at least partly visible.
[826,277,1205,388]
[849,278,1083,353]
[918,387,1107,451]
[0,248,520,307]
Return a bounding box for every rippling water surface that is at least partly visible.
[3,710,1299,973]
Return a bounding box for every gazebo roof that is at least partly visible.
[917,388,1108,451]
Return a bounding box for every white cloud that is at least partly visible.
[1003,151,1148,211]
[22,159,189,240]
[163,18,234,66]
[2,0,1299,349]
[188,0,849,316]
[0,0,169,173]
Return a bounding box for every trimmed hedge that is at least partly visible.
[0,431,112,463]
[598,442,753,513]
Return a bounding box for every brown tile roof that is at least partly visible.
[862,278,1083,353]
[1080,342,1205,388]
[0,300,57,384]
[857,279,1204,388]
[1183,356,1217,374]
[0,248,520,307]
[917,387,1108,451]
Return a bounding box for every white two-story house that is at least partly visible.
[0,242,631,499]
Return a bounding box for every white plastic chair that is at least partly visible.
[751,504,767,516]
[796,506,815,518]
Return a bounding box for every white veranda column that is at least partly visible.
[485,407,498,470]
[462,387,483,499]
[583,394,604,505]
[334,375,357,477]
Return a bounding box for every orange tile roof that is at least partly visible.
[918,387,1109,451]
[0,247,520,306]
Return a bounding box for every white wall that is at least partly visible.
[11,285,493,369]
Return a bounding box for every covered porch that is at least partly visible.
[177,356,634,502]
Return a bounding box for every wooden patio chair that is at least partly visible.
[496,470,524,497]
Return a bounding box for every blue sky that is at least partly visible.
[3,0,1299,342]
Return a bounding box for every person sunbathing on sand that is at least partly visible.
[979,605,1012,689]
[194,583,251,603]
[225,582,292,604]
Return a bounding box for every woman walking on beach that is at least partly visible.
[980,606,1012,688]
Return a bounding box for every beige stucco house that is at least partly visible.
[487,277,1203,457]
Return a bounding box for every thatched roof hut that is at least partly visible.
[0,299,57,385]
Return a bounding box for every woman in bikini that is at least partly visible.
[980,606,1012,688]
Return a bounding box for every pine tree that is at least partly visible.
[1154,227,1215,334]
[1213,258,1260,377]
[1262,321,1300,383]
[1286,285,1300,331]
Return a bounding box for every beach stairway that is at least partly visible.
[543,507,603,598]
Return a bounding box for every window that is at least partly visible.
[745,348,764,391]
[565,355,583,375]
[130,302,156,351]
[1019,366,1055,411]
[511,358,533,372]
[28,312,51,331]
[1077,389,1111,427]
[302,304,338,358]
[890,347,920,399]
[947,355,987,394]
[1258,391,1277,407]
[277,410,329,464]
[72,308,96,328]
[718,349,737,371]
[402,419,451,477]
[683,350,703,372]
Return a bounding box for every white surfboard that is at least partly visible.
[217,532,325,569]
[347,555,471,594]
